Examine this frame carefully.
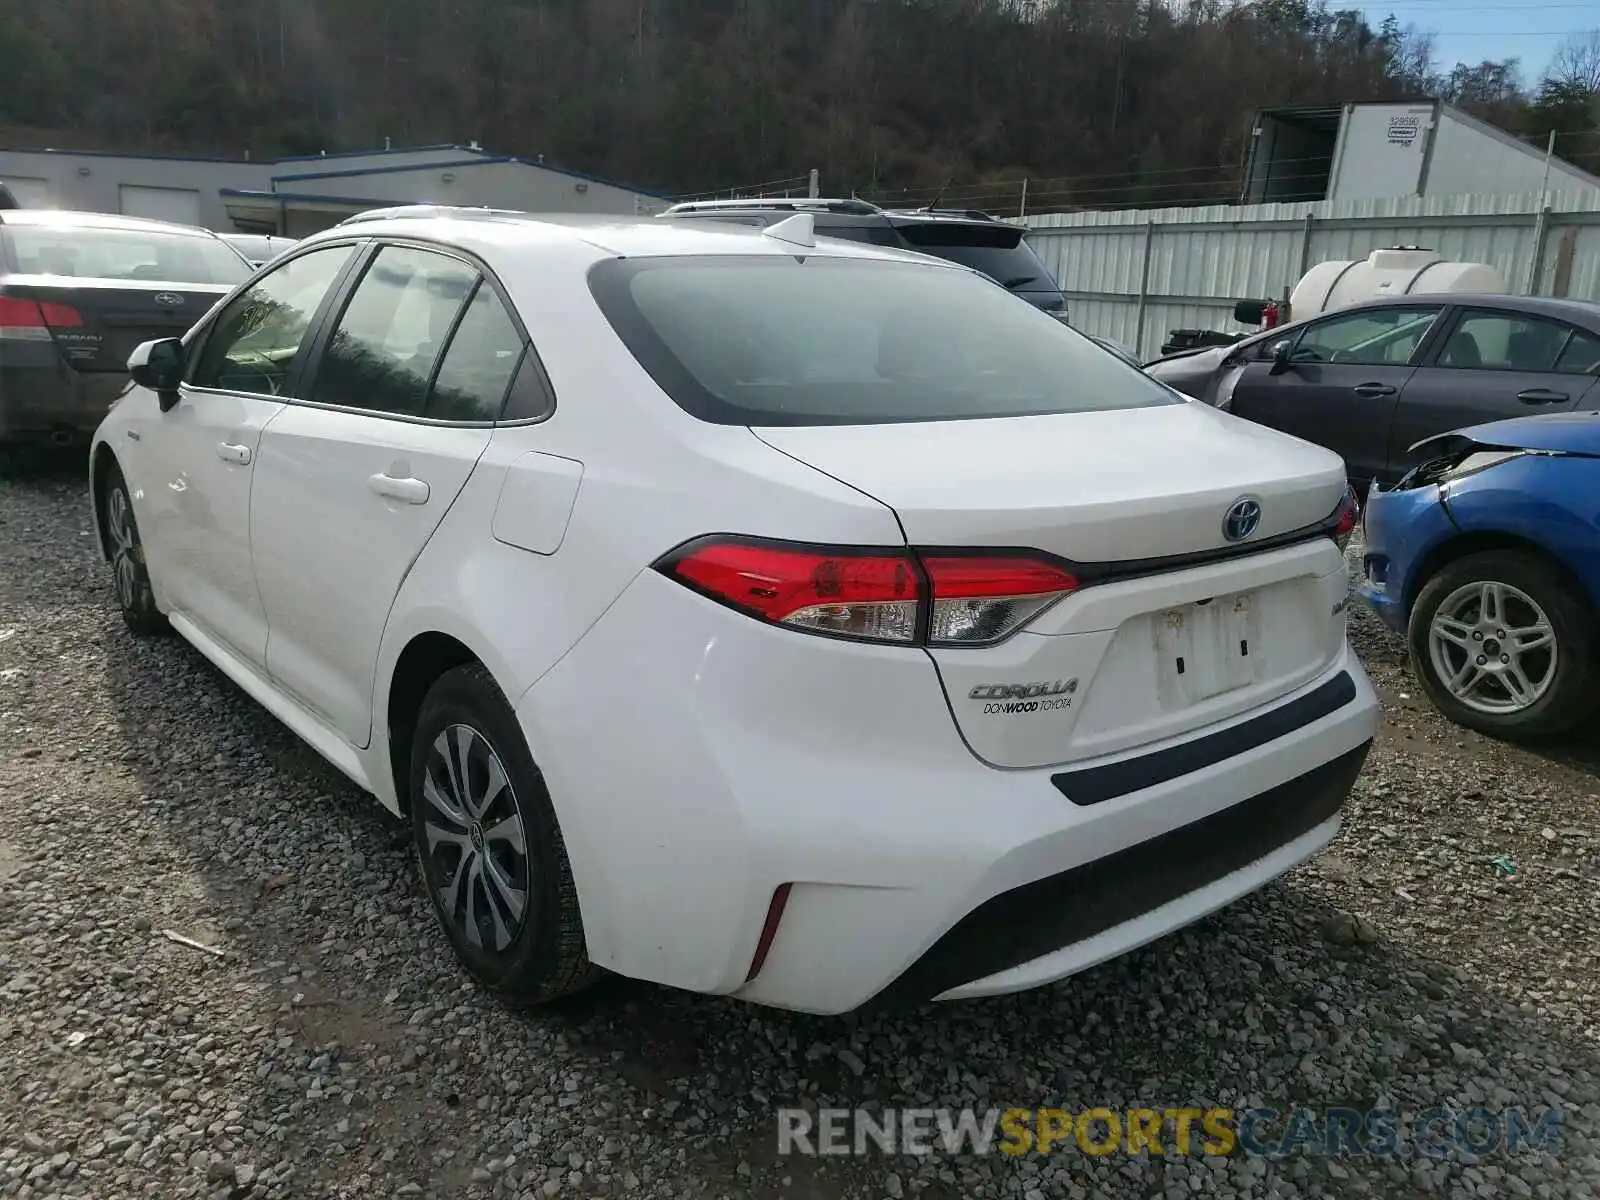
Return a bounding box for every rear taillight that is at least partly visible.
[921,555,1079,645]
[0,296,84,341]
[1332,486,1360,552]
[664,540,920,643]
[656,538,1078,646]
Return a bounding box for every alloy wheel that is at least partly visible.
[107,484,140,610]
[1427,580,1558,715]
[419,724,530,953]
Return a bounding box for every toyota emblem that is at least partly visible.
[1222,496,1263,542]
[153,292,185,308]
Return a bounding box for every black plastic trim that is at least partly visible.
[1051,671,1357,807]
[864,740,1371,1010]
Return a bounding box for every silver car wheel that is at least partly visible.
[420,724,530,953]
[1427,580,1557,715]
[107,484,140,610]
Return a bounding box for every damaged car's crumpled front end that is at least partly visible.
[1358,412,1600,739]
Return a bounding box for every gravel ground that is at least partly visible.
[2,461,1599,1200]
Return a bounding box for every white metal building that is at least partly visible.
[0,143,668,235]
[1243,101,1600,206]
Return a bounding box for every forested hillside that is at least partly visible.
[1,0,1596,211]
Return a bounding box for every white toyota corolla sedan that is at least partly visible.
[89,206,1378,1014]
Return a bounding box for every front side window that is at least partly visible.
[188,244,356,395]
[588,255,1177,426]
[1291,307,1441,368]
[310,246,477,417]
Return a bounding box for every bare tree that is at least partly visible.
[1546,30,1600,95]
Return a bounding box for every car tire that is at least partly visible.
[409,663,600,1004]
[1407,550,1595,740]
[102,464,170,637]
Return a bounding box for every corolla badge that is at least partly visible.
[1222,496,1263,542]
[153,292,185,307]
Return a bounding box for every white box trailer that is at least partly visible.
[1243,100,1600,206]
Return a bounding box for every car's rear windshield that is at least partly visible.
[893,222,1059,291]
[5,225,251,286]
[588,255,1177,426]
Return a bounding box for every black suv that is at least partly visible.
[658,198,1069,319]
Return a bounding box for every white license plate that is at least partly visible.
[1154,590,1259,709]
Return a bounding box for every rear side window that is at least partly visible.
[426,282,527,422]
[1443,310,1591,373]
[310,246,477,417]
[189,244,356,395]
[6,224,251,285]
[589,255,1178,426]
[1555,327,1600,374]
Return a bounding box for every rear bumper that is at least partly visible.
[515,569,1380,1015]
[883,741,1366,1005]
[0,364,128,443]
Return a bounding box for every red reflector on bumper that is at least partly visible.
[745,883,793,983]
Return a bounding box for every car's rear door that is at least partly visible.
[1225,304,1445,488]
[249,242,522,748]
[1387,306,1600,479]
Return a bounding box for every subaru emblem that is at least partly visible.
[1222,496,1262,542]
[153,292,185,308]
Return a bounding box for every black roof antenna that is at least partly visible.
[921,176,953,213]
[0,183,18,211]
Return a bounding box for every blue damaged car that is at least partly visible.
[1359,412,1600,739]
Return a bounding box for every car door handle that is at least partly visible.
[1517,388,1569,405]
[216,442,252,466]
[368,473,430,505]
[1352,383,1397,398]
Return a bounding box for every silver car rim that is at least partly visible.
[107,485,140,610]
[1427,580,1558,715]
[421,725,529,953]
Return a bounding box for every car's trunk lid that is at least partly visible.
[753,405,1354,769]
[752,403,1347,562]
[0,276,229,372]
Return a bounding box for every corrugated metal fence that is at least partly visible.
[1021,190,1600,360]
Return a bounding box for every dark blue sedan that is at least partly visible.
[1359,412,1600,739]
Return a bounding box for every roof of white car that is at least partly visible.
[311,207,953,267]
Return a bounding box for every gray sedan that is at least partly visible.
[1145,293,1600,488]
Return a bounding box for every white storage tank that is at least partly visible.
[1289,247,1506,320]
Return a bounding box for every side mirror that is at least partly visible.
[128,338,184,411]
[1268,339,1294,376]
